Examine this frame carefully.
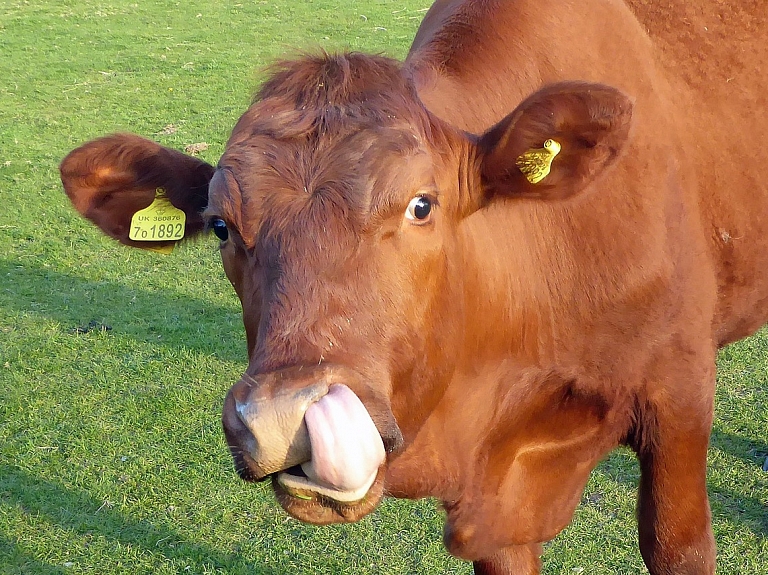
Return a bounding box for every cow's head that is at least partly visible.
[60,53,632,525]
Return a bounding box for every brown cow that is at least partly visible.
[59,1,768,573]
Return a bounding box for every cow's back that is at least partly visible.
[406,0,768,347]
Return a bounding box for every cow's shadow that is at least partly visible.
[707,427,768,535]
[0,257,245,364]
[0,464,278,574]
[591,428,768,538]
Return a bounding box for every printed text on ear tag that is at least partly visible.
[129,189,186,243]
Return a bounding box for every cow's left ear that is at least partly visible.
[477,82,633,201]
[60,133,215,251]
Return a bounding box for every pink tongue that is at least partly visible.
[301,384,385,492]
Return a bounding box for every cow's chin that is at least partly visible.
[271,466,386,524]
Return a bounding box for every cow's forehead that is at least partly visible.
[205,52,454,247]
[225,52,428,146]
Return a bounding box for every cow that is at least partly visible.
[59,0,768,573]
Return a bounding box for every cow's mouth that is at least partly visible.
[268,383,387,522]
[224,378,394,524]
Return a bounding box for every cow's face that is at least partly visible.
[212,56,477,523]
[59,53,632,525]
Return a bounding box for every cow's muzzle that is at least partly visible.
[222,365,402,514]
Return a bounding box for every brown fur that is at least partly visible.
[59,1,768,574]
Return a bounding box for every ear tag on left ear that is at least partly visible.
[129,189,186,252]
[516,139,561,184]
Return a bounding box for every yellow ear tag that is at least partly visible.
[516,139,561,184]
[129,189,186,252]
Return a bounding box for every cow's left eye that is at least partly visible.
[405,195,434,224]
[210,218,229,241]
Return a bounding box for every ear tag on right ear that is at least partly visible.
[516,139,561,184]
[129,189,186,246]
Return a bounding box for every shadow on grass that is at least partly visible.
[710,427,768,468]
[0,534,68,575]
[594,428,767,538]
[708,427,768,536]
[0,257,245,364]
[0,464,277,574]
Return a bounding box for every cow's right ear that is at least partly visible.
[60,133,215,250]
[476,82,633,202]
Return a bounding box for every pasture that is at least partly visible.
[0,1,766,573]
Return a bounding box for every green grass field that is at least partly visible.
[0,1,766,573]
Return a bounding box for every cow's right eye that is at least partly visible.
[211,218,229,241]
[405,195,434,224]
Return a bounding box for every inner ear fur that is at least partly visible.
[478,82,634,201]
[60,133,215,247]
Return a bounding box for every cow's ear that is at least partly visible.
[60,133,215,250]
[477,82,633,201]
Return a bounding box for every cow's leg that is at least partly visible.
[635,369,716,575]
[472,543,541,575]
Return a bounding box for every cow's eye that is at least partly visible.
[405,195,433,223]
[211,218,229,241]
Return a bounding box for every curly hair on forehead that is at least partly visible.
[250,52,430,139]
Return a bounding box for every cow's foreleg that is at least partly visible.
[472,543,541,575]
[635,369,716,575]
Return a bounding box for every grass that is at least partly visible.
[0,0,766,573]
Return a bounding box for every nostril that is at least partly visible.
[222,389,249,437]
[382,431,404,454]
[234,397,249,423]
[222,388,264,480]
